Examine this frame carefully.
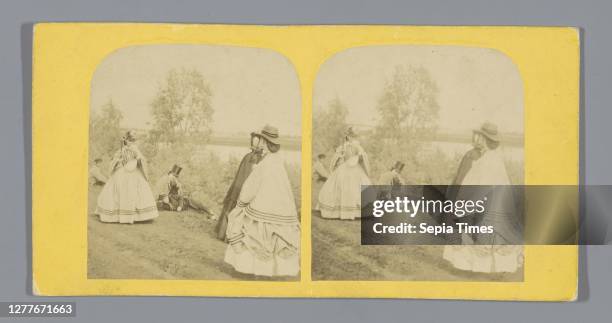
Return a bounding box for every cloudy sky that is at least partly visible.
[91,44,523,138]
[91,45,301,137]
[314,45,524,134]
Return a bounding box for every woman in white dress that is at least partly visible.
[95,130,159,224]
[318,127,372,220]
[443,122,523,273]
[224,125,300,277]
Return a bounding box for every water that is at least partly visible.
[431,141,523,162]
[201,141,522,166]
[204,144,302,165]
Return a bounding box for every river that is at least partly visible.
[202,141,523,165]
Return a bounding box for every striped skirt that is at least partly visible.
[95,162,158,224]
[318,159,371,220]
[224,206,300,277]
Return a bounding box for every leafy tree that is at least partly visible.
[313,97,349,156]
[364,65,440,176]
[149,68,213,145]
[89,99,123,161]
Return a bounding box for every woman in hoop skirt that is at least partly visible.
[317,127,372,220]
[95,130,159,224]
[224,125,300,277]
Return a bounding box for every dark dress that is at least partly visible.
[215,150,263,240]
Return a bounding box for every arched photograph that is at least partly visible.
[87,45,302,281]
[311,45,524,281]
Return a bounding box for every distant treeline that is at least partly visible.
[433,131,524,147]
[346,124,524,148]
[118,128,302,150]
[123,128,519,150]
[209,131,522,150]
[209,135,302,150]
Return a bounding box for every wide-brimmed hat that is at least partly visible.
[251,125,280,145]
[344,127,357,138]
[392,161,405,172]
[170,164,182,175]
[123,130,137,143]
[473,122,500,142]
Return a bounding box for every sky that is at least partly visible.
[314,45,524,134]
[91,44,523,138]
[91,45,302,137]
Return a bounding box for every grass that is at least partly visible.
[310,144,525,282]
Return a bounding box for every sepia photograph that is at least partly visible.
[87,45,302,280]
[312,45,525,281]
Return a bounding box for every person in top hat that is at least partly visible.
[95,130,159,223]
[443,121,523,273]
[155,164,185,211]
[378,161,406,186]
[317,126,372,220]
[224,125,300,277]
[90,157,108,186]
[215,128,265,240]
[376,161,406,200]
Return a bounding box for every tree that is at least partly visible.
[149,68,214,145]
[313,97,349,155]
[89,99,123,160]
[365,65,440,175]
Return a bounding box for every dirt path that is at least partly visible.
[88,187,521,282]
[87,189,295,281]
[311,214,523,281]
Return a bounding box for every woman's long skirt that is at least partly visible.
[224,207,300,277]
[95,162,159,224]
[317,160,371,220]
[442,235,523,273]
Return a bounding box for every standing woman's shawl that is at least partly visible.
[445,148,482,202]
[224,151,300,277]
[329,145,344,171]
[457,148,521,243]
[215,150,262,240]
[355,140,371,177]
[236,153,298,225]
[318,139,372,220]
[452,149,482,185]
[444,148,523,273]
[331,140,370,176]
[460,149,511,186]
[95,141,158,224]
[111,144,149,181]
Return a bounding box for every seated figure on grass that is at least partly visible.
[155,164,216,218]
